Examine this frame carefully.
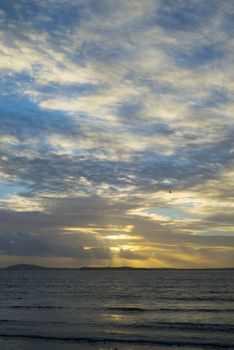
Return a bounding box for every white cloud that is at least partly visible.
[0,195,45,212]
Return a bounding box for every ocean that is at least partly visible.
[0,269,234,350]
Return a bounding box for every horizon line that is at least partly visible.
[1,264,234,270]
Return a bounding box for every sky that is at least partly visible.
[0,0,234,268]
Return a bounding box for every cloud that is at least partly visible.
[0,0,234,267]
[119,249,148,260]
[156,0,221,31]
[0,231,111,259]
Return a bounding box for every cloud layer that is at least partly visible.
[0,0,234,267]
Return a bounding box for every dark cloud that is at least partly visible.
[0,195,134,234]
[0,232,111,259]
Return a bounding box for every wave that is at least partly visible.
[0,333,233,348]
[126,321,234,332]
[0,305,234,314]
[105,306,234,313]
[158,296,234,302]
[106,307,147,312]
[8,305,64,309]
[1,319,233,333]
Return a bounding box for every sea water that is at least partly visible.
[0,269,234,350]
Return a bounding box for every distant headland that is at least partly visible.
[3,264,149,270]
[4,264,49,270]
[1,264,234,270]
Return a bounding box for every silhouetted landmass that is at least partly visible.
[79,266,139,270]
[79,266,234,270]
[2,264,234,270]
[4,264,49,270]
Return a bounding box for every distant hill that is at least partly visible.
[3,265,161,271]
[4,265,151,271]
[4,264,48,270]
